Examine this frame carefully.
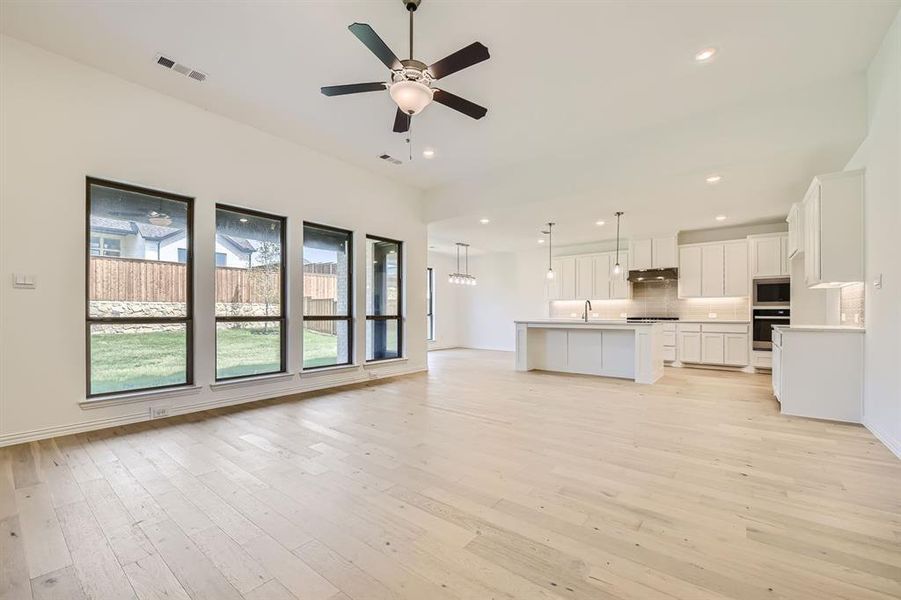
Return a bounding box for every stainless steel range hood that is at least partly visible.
[627,267,678,283]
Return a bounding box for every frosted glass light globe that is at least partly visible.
[389,80,434,115]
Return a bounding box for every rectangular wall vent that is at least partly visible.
[379,154,403,165]
[155,54,207,83]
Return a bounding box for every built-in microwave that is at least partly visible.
[753,278,790,306]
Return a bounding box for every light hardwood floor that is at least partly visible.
[1,349,899,600]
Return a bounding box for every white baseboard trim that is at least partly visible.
[864,417,901,460]
[0,366,426,448]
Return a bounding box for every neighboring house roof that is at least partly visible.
[219,234,256,254]
[89,215,182,241]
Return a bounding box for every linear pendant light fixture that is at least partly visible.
[612,211,624,275]
[542,222,556,280]
[449,242,477,285]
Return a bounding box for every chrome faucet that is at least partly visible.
[582,300,592,322]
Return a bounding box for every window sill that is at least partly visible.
[301,363,360,376]
[209,372,294,390]
[364,357,408,367]
[79,385,202,409]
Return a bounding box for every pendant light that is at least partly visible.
[448,242,476,285]
[612,211,624,275]
[542,222,556,280]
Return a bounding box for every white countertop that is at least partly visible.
[515,319,658,327]
[773,324,865,333]
[676,319,750,324]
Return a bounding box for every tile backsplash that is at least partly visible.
[840,282,865,326]
[549,280,750,321]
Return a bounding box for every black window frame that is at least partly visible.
[302,222,354,370]
[366,234,403,362]
[214,204,288,382]
[426,267,435,341]
[85,177,194,398]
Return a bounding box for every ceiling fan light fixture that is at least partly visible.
[389,80,433,115]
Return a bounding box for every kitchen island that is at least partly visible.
[514,320,664,384]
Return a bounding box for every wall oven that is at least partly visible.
[753,277,790,306]
[753,308,790,350]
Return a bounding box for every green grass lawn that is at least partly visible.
[90,327,342,393]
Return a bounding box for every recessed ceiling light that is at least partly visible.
[706,174,722,184]
[715,215,727,221]
[537,238,545,244]
[479,218,490,224]
[695,47,717,62]
[422,148,435,159]
[595,220,606,226]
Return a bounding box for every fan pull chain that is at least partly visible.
[407,115,413,161]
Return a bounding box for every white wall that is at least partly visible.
[426,251,463,350]
[844,12,901,458]
[0,36,427,445]
[459,249,551,351]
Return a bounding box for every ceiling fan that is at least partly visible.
[320,0,489,134]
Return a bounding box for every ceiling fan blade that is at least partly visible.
[320,82,387,96]
[393,108,411,133]
[348,23,402,71]
[433,89,488,120]
[428,42,490,80]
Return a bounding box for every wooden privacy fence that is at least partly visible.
[303,298,339,335]
[89,256,338,305]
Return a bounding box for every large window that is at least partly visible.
[214,206,286,380]
[86,178,193,396]
[427,267,435,341]
[366,235,402,361]
[303,223,353,369]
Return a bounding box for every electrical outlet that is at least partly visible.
[854,314,860,324]
[841,313,847,322]
[150,406,169,419]
[368,371,378,379]
[708,312,717,319]
[591,313,599,318]
[620,312,627,318]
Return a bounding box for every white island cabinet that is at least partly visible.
[514,320,664,384]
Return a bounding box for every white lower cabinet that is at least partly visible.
[771,344,782,400]
[662,323,677,362]
[677,323,749,367]
[701,333,725,364]
[724,333,750,366]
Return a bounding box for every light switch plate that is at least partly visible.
[12,273,36,289]
[873,273,883,289]
[708,312,717,319]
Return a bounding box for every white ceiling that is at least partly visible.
[2,1,898,253]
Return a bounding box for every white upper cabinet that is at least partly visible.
[802,170,864,288]
[549,252,629,301]
[678,246,702,297]
[592,254,611,300]
[749,233,788,278]
[786,203,803,259]
[630,239,653,270]
[549,256,576,300]
[610,254,631,299]
[679,239,750,298]
[653,236,678,269]
[701,245,725,297]
[724,241,749,297]
[630,235,678,270]
[575,256,594,299]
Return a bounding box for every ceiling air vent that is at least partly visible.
[379,154,403,165]
[155,54,207,83]
[156,55,176,69]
